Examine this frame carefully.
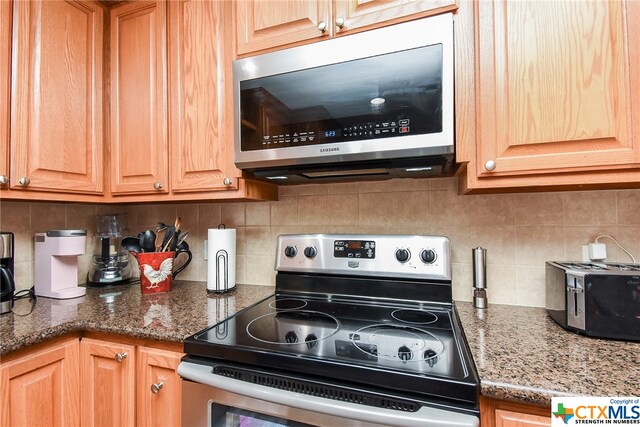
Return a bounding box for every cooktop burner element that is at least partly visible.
[392,309,439,324]
[181,234,479,424]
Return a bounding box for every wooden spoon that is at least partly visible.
[155,227,167,252]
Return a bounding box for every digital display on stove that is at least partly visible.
[334,240,375,259]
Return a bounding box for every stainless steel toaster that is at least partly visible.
[545,261,640,342]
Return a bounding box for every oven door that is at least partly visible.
[179,361,479,427]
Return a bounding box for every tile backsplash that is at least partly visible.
[1,178,638,307]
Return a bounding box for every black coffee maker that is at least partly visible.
[1,231,16,315]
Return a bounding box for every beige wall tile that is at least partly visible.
[296,184,327,196]
[235,227,246,256]
[245,255,276,285]
[467,225,517,265]
[31,203,66,232]
[176,203,199,239]
[1,202,31,263]
[617,190,640,225]
[616,226,640,264]
[278,186,298,197]
[299,194,327,226]
[359,191,430,227]
[198,204,222,230]
[246,203,271,226]
[563,191,617,225]
[513,193,564,226]
[77,254,92,284]
[516,266,545,307]
[430,225,472,264]
[358,193,395,226]
[271,196,298,226]
[13,261,33,292]
[127,204,157,229]
[516,226,565,266]
[326,182,359,194]
[486,264,516,305]
[430,189,470,226]
[429,177,457,190]
[467,194,515,226]
[236,254,247,285]
[358,178,429,193]
[155,205,178,228]
[452,262,472,302]
[244,227,272,256]
[221,203,245,226]
[326,194,358,226]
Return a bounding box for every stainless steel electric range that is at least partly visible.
[179,234,479,427]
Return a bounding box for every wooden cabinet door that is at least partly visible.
[496,409,551,427]
[168,0,239,192]
[9,0,104,194]
[236,0,331,55]
[475,0,640,178]
[0,339,81,427]
[80,338,136,427]
[334,0,456,34]
[0,0,10,190]
[110,1,169,195]
[136,347,183,427]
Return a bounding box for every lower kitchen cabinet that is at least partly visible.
[481,397,551,427]
[81,337,184,427]
[81,338,136,427]
[137,346,183,427]
[0,338,82,427]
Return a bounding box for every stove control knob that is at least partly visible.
[285,331,298,343]
[420,249,436,264]
[398,345,413,362]
[284,245,297,258]
[305,334,318,349]
[424,349,438,367]
[303,246,317,258]
[395,248,410,263]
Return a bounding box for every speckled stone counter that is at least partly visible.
[456,302,640,406]
[0,281,274,356]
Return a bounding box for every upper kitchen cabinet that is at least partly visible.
[0,1,11,190]
[459,0,640,192]
[8,0,104,196]
[236,0,456,56]
[110,1,169,196]
[168,0,240,193]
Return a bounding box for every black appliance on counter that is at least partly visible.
[179,234,479,427]
[1,231,16,315]
[546,261,640,342]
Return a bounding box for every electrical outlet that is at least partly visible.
[204,240,208,260]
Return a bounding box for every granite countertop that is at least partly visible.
[456,302,640,406]
[0,281,273,355]
[2,282,639,407]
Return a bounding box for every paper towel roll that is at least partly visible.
[207,228,236,293]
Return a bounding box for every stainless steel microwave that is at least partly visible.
[233,13,455,183]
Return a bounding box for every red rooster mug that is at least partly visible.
[132,248,192,294]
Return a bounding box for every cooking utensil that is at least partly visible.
[176,230,190,247]
[140,230,156,253]
[155,227,167,252]
[121,236,142,253]
[161,226,174,250]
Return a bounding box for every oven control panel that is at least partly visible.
[276,234,451,281]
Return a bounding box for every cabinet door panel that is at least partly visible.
[81,338,136,427]
[110,1,168,195]
[168,0,239,192]
[334,0,455,33]
[476,0,640,176]
[10,0,103,194]
[0,1,10,189]
[236,0,331,55]
[496,409,551,426]
[136,346,183,427]
[0,339,81,427]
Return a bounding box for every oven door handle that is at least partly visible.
[178,361,478,427]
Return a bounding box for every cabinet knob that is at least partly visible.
[223,177,232,186]
[18,176,30,186]
[115,352,128,363]
[335,17,345,28]
[317,21,327,33]
[151,382,164,394]
[153,182,163,190]
[484,160,496,171]
[0,175,8,185]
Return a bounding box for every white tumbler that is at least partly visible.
[207,228,236,293]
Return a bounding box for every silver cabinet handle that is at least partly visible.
[317,21,327,33]
[484,160,496,171]
[18,176,30,186]
[115,352,128,363]
[223,177,232,186]
[153,182,163,190]
[0,175,8,185]
[151,382,164,394]
[335,17,345,28]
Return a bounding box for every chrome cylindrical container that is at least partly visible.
[472,247,487,309]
